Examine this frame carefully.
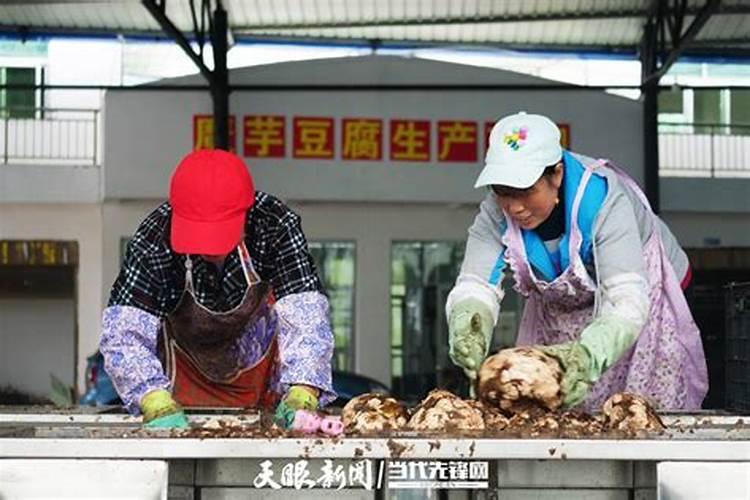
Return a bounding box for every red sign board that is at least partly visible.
[390,119,430,162]
[293,117,334,159]
[193,115,236,152]
[243,115,285,158]
[438,120,477,162]
[342,118,382,161]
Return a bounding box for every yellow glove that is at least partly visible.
[140,389,188,429]
[274,385,319,429]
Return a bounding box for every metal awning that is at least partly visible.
[0,0,748,57]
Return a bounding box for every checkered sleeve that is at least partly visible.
[107,207,172,317]
[267,211,323,299]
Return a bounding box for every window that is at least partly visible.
[390,240,523,403]
[0,67,35,118]
[390,241,465,402]
[308,241,356,371]
[659,88,684,115]
[693,89,723,133]
[729,89,750,136]
[119,237,130,264]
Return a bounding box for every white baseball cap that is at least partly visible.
[475,112,563,189]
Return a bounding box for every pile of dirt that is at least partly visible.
[0,385,50,405]
[174,418,285,439]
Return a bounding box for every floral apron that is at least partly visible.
[503,160,708,410]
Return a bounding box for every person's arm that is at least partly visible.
[593,188,651,332]
[446,192,507,321]
[100,304,170,414]
[267,211,336,407]
[445,192,508,378]
[540,188,650,407]
[99,214,177,419]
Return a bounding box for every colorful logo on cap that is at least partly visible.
[504,126,528,151]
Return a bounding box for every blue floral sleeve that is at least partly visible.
[99,305,170,414]
[274,291,337,406]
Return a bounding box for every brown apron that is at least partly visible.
[159,242,279,409]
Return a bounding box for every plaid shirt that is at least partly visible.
[108,191,323,315]
[102,191,335,413]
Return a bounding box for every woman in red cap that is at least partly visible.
[100,149,335,428]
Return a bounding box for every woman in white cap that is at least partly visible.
[447,112,708,410]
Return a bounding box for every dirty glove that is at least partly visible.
[274,385,319,430]
[538,315,641,409]
[448,298,495,380]
[140,389,189,429]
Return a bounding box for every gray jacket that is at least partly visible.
[446,153,689,331]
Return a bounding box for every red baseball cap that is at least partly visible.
[169,149,255,255]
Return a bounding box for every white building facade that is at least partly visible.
[1,55,748,400]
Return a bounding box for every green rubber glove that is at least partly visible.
[539,315,641,409]
[144,411,189,429]
[274,386,319,429]
[537,341,597,410]
[140,389,189,429]
[448,298,495,380]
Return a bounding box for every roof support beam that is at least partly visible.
[142,0,213,84]
[643,0,722,85]
[142,0,231,150]
[210,2,229,151]
[641,2,661,213]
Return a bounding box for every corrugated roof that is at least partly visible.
[0,0,748,55]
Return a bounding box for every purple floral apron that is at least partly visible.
[503,160,708,411]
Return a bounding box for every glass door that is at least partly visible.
[391,240,522,403]
[308,241,356,372]
[391,241,465,403]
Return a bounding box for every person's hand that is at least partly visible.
[273,385,319,430]
[289,409,344,436]
[537,341,595,409]
[538,315,642,408]
[140,389,189,429]
[448,298,494,379]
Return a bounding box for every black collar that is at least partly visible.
[536,186,565,242]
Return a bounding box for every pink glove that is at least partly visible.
[291,410,344,436]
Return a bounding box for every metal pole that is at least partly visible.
[211,2,230,150]
[710,124,715,178]
[641,8,661,213]
[643,81,660,212]
[3,114,8,164]
[92,109,98,167]
[40,67,46,119]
